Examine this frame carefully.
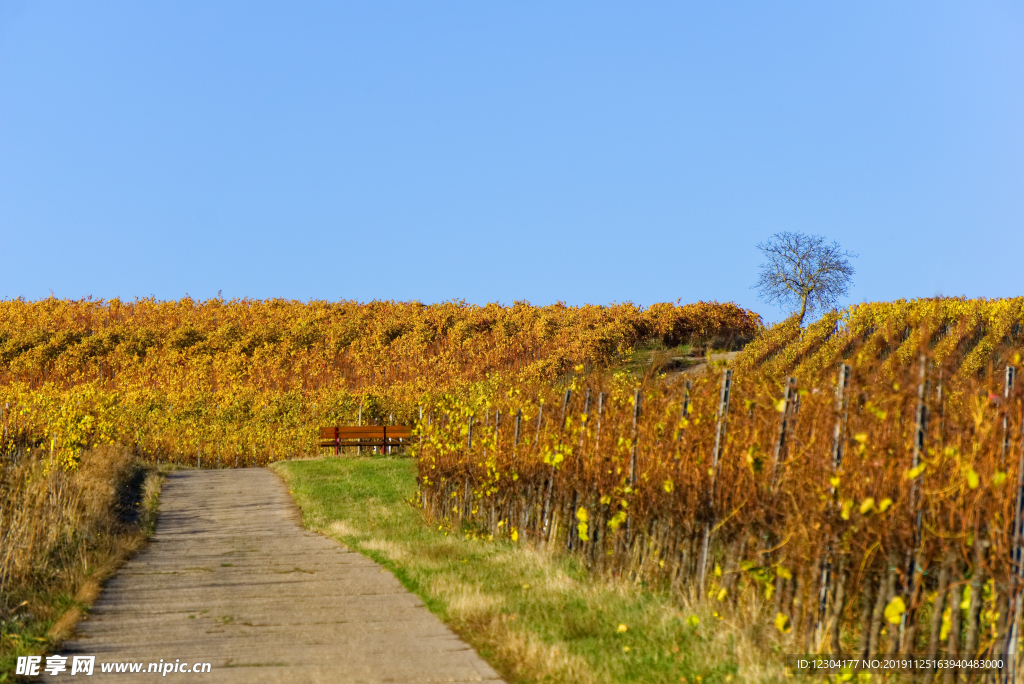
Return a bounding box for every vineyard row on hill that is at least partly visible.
[417,297,1024,663]
[418,359,1024,662]
[740,296,1024,382]
[0,298,758,468]
[0,297,758,391]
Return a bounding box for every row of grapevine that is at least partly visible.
[739,297,1024,381]
[0,298,759,468]
[416,298,1024,668]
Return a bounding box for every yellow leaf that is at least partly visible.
[576,507,588,522]
[607,511,627,531]
[830,476,841,488]
[714,563,723,577]
[884,596,906,624]
[841,500,852,520]
[617,623,628,633]
[860,498,875,515]
[940,606,952,641]
[774,398,787,412]
[511,529,518,542]
[663,479,675,493]
[877,498,892,513]
[967,468,979,489]
[717,588,727,601]
[687,615,699,628]
[993,472,1007,487]
[854,433,868,444]
[961,586,971,610]
[905,464,926,480]
[776,567,792,580]
[774,612,792,633]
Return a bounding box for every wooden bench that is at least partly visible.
[319,426,413,455]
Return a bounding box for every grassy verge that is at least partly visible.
[0,447,163,681]
[274,456,785,684]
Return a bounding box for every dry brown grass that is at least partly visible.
[0,445,161,673]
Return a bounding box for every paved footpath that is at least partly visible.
[49,469,504,683]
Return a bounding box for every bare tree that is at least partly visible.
[754,232,856,326]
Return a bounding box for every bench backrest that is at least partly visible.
[319,426,413,440]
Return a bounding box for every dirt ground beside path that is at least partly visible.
[45,469,503,683]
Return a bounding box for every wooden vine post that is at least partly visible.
[815,363,851,650]
[1006,365,1023,683]
[535,402,544,444]
[580,388,591,450]
[676,379,692,492]
[418,405,427,508]
[900,354,929,651]
[681,379,692,428]
[542,390,571,540]
[623,388,642,546]
[533,402,544,541]
[492,408,501,534]
[629,389,642,486]
[463,414,473,524]
[1005,366,1017,459]
[831,364,851,470]
[581,387,598,520]
[771,376,797,489]
[698,368,732,595]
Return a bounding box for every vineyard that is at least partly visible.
[0,297,758,470]
[416,297,1024,668]
[4,294,1024,672]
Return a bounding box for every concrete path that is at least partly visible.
[50,469,504,683]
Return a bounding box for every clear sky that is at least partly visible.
[1,2,1021,322]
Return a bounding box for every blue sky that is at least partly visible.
[1,2,1021,322]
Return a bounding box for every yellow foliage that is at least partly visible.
[884,597,906,624]
[774,612,791,633]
